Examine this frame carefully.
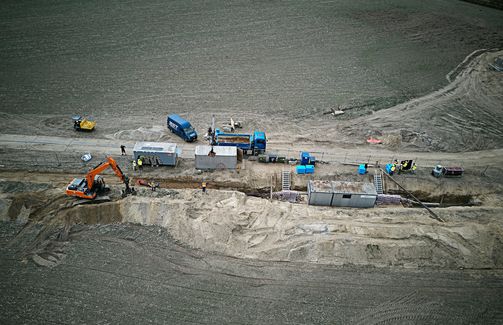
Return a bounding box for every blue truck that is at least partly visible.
[167,114,197,142]
[214,128,266,155]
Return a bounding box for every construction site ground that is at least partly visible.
[2,0,503,324]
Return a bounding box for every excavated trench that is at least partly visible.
[388,190,478,207]
[2,178,502,269]
[134,177,271,197]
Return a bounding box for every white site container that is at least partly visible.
[133,142,178,166]
[195,145,237,170]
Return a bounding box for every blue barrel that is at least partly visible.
[305,165,315,174]
[358,164,366,175]
[385,163,393,174]
[296,165,306,174]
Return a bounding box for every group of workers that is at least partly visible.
[119,145,143,171]
[388,160,417,175]
[132,157,143,171]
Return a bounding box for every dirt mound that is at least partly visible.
[116,190,503,268]
[340,49,503,152]
[2,183,502,269]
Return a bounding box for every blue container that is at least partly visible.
[305,165,315,174]
[358,164,366,175]
[385,163,393,174]
[296,165,306,174]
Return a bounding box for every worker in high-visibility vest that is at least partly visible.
[202,181,207,193]
[412,163,417,174]
[390,164,396,175]
[137,157,143,170]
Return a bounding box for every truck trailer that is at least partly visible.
[213,128,266,155]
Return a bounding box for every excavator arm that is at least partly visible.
[108,157,131,192]
[67,156,132,200]
[85,157,128,192]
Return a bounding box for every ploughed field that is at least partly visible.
[2,222,503,324]
[1,0,503,135]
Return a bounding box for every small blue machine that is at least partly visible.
[300,152,316,165]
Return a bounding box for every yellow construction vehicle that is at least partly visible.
[72,115,96,131]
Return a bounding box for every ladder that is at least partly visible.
[281,170,291,191]
[374,172,384,194]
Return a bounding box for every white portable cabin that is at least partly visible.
[307,180,334,206]
[195,145,237,170]
[331,181,377,208]
[133,142,178,166]
[307,180,377,208]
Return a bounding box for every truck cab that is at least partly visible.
[253,131,266,154]
[167,114,197,142]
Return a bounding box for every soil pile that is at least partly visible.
[339,50,503,152]
[119,190,503,268]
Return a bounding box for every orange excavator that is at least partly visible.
[66,156,133,200]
